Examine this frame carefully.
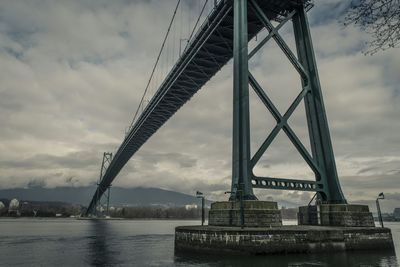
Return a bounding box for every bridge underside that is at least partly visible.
[86,0,311,215]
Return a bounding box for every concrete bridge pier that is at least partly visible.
[174,201,395,255]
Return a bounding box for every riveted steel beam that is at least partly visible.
[252,176,317,192]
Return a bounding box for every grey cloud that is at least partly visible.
[353,157,400,175]
[0,150,99,170]
[0,0,398,209]
[384,193,400,201]
[341,174,400,194]
[138,151,197,168]
[310,0,352,26]
[27,178,47,188]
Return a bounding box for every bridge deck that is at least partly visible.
[86,0,309,214]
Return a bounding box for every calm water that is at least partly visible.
[0,218,399,266]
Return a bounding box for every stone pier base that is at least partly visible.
[175,225,394,255]
[298,204,375,227]
[208,200,282,227]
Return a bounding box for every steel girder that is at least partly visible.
[85,0,312,215]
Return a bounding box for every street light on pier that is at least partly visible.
[376,192,385,228]
[196,191,205,226]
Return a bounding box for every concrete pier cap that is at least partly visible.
[208,200,282,227]
[298,204,375,227]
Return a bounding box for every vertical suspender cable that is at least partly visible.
[129,0,181,128]
[184,0,209,53]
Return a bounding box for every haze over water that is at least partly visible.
[0,218,398,266]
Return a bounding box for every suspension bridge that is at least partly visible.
[79,0,396,256]
[85,0,343,216]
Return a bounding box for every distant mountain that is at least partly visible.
[0,187,209,207]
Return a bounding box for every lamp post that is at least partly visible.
[196,191,205,226]
[376,192,385,228]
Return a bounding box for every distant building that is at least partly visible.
[8,198,20,216]
[394,208,400,220]
[185,204,197,210]
[0,201,5,212]
[9,198,19,209]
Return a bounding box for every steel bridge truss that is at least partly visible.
[232,0,346,203]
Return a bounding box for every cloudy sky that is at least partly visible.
[0,0,399,211]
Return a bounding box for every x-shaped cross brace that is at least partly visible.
[246,0,323,192]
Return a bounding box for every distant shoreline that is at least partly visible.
[0,217,207,221]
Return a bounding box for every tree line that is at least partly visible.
[107,206,208,219]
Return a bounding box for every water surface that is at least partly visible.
[0,218,398,266]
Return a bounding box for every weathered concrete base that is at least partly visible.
[175,225,394,255]
[208,200,282,227]
[298,204,375,227]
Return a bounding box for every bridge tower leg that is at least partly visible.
[292,8,346,204]
[230,0,256,201]
[106,185,111,216]
[94,152,113,216]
